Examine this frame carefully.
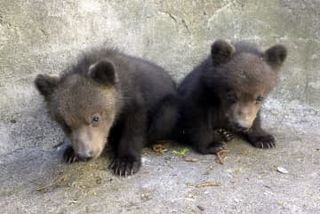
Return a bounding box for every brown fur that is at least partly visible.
[48,74,119,159]
[204,52,278,128]
[176,40,287,154]
[35,48,178,176]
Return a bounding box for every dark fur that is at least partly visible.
[176,40,287,154]
[35,48,178,176]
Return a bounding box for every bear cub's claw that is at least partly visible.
[109,157,141,177]
[63,146,79,163]
[216,128,234,142]
[248,133,276,149]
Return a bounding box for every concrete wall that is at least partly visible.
[1,0,320,154]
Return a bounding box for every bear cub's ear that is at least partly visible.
[264,45,287,69]
[211,40,235,65]
[34,74,59,98]
[89,60,117,85]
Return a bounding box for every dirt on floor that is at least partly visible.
[1,104,320,214]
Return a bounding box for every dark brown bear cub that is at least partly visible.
[35,48,178,176]
[177,40,287,154]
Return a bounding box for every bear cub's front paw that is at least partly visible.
[109,156,141,176]
[248,133,276,149]
[63,146,79,163]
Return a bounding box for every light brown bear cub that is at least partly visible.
[35,48,178,176]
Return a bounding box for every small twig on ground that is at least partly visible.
[187,181,221,188]
[36,175,67,192]
[215,149,230,165]
[184,157,199,162]
[152,143,169,154]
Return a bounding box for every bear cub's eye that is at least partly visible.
[256,96,264,103]
[90,114,101,127]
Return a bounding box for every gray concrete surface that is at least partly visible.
[0,0,320,213]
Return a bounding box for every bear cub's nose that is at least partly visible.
[233,122,250,132]
[78,150,94,161]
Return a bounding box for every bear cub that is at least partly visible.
[177,40,287,154]
[35,48,178,176]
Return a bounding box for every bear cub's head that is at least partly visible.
[203,40,287,132]
[35,60,119,160]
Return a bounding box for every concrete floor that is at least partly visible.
[1,1,320,213]
[1,102,319,214]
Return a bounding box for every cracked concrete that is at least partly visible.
[1,0,320,213]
